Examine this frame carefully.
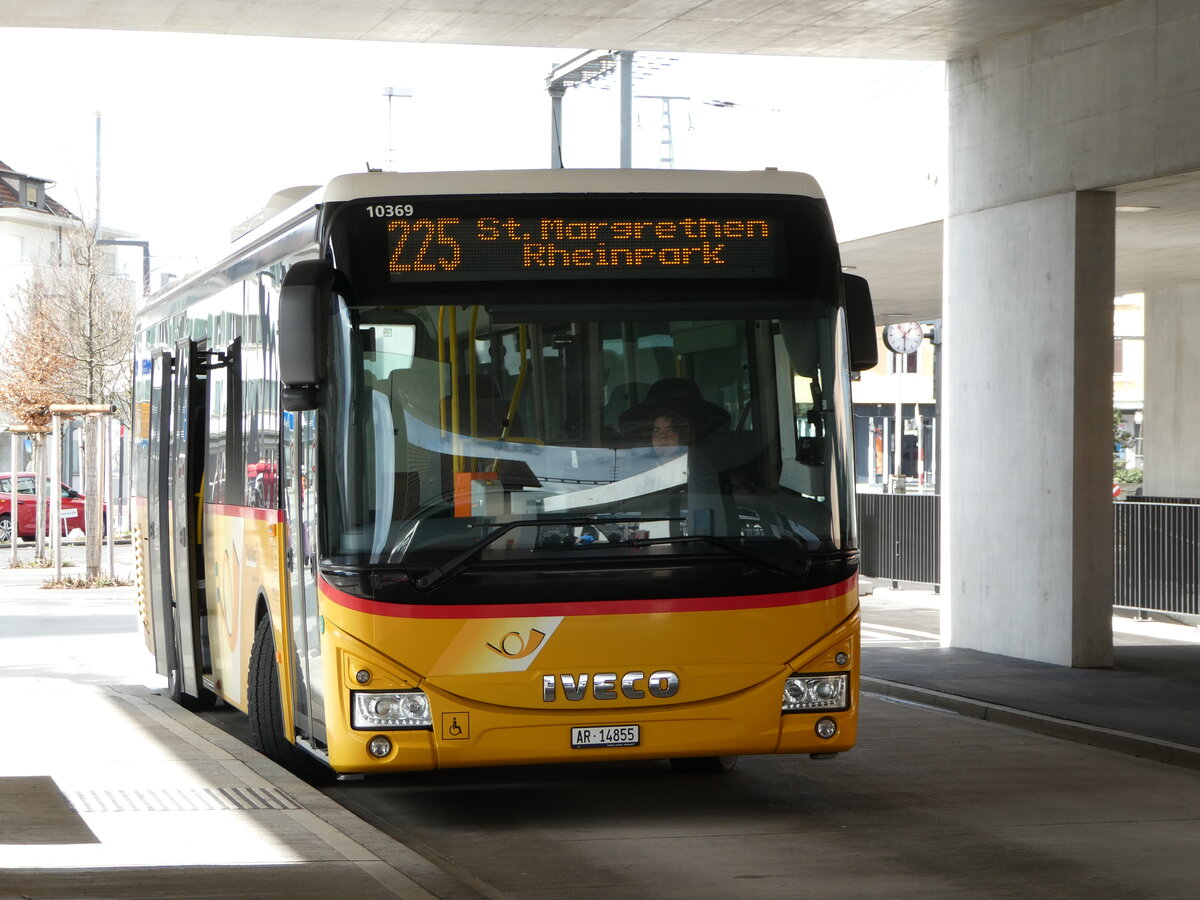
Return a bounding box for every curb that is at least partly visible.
[114,685,442,899]
[862,676,1200,772]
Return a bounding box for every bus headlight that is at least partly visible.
[782,674,848,712]
[352,690,432,729]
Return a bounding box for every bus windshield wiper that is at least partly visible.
[625,534,812,581]
[413,517,660,591]
[415,521,809,591]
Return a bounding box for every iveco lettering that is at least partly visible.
[543,671,680,702]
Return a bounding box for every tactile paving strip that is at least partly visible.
[69,786,301,813]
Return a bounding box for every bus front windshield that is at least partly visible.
[318,295,856,572]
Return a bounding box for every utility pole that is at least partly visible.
[383,86,414,171]
[617,51,633,168]
[635,95,689,168]
[548,81,566,169]
[94,111,102,235]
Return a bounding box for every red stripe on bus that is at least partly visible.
[318,575,855,619]
[204,504,284,522]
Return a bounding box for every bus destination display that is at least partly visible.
[373,209,782,281]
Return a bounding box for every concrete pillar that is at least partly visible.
[943,190,1114,667]
[1142,284,1200,498]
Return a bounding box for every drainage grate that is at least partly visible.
[69,786,301,813]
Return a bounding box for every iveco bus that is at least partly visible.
[132,169,876,775]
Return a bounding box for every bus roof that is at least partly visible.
[319,168,825,204]
[147,169,827,314]
[235,168,825,246]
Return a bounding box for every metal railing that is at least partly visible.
[857,492,939,587]
[1114,497,1200,615]
[857,492,1199,616]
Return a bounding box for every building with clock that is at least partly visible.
[851,310,1146,493]
[851,320,940,489]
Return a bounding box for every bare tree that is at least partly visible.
[0,224,135,576]
[0,277,71,559]
[54,227,136,423]
[0,277,71,424]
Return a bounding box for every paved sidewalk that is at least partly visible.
[861,581,1200,770]
[0,680,440,899]
[0,551,449,900]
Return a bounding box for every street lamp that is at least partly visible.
[96,238,150,297]
[384,86,414,171]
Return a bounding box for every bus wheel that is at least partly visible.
[669,756,738,774]
[248,615,294,762]
[247,614,325,782]
[248,617,330,781]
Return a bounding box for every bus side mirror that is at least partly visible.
[279,259,334,411]
[842,272,878,372]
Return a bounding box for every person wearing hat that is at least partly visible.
[619,377,731,453]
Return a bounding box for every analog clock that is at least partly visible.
[883,322,924,354]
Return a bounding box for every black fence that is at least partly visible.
[857,492,1200,616]
[857,492,940,587]
[1114,497,1200,615]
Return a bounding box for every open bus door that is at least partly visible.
[146,351,175,684]
[283,407,327,751]
[165,339,211,706]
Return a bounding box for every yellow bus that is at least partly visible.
[133,169,877,776]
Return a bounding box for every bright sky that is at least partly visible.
[2,28,945,286]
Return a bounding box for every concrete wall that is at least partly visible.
[950,0,1200,216]
[1142,283,1200,498]
[944,0,1200,664]
[943,192,1114,666]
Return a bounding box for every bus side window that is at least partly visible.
[207,339,243,505]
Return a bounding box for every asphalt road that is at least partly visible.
[309,692,1200,900]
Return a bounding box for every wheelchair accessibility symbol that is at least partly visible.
[442,712,469,740]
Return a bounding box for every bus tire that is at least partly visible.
[669,756,738,774]
[248,614,325,781]
[248,614,294,762]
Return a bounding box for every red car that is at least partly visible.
[0,472,101,542]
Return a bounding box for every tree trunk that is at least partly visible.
[33,435,45,560]
[84,417,101,579]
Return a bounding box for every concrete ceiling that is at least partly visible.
[842,170,1200,323]
[1,1,1121,61]
[840,221,943,324]
[5,0,1195,317]
[1111,172,1200,298]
